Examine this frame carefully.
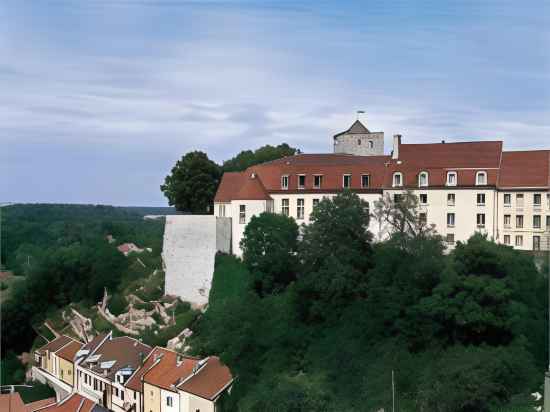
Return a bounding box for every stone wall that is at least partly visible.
[163,215,232,306]
[334,132,384,156]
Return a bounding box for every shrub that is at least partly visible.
[108,294,127,316]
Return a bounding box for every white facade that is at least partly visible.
[162,388,180,412]
[215,187,550,255]
[178,391,216,412]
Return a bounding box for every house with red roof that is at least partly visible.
[214,119,550,254]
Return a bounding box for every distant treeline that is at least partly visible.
[0,203,165,354]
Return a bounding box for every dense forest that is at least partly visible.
[191,192,548,411]
[0,204,165,357]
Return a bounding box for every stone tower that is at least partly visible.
[333,119,384,156]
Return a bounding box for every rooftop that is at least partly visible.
[177,356,233,401]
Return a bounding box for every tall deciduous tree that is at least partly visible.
[372,189,436,240]
[222,144,299,172]
[240,212,299,296]
[161,151,221,214]
[297,191,373,321]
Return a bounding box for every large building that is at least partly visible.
[214,119,550,255]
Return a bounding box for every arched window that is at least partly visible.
[368,140,374,149]
[446,171,457,186]
[476,171,487,186]
[418,171,429,187]
[393,172,403,187]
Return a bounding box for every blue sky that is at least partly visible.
[1,0,549,206]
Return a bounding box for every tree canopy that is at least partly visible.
[193,191,546,412]
[161,144,299,213]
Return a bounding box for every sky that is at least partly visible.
[1,0,549,206]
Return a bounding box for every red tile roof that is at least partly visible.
[0,393,27,412]
[25,397,56,412]
[36,336,73,355]
[214,172,245,202]
[499,150,550,188]
[177,356,233,401]
[125,347,166,392]
[142,348,199,392]
[214,140,549,201]
[37,394,95,412]
[233,174,271,201]
[56,340,83,362]
[80,336,151,381]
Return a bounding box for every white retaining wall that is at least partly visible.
[163,215,230,306]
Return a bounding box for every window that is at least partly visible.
[533,215,541,229]
[477,213,486,227]
[534,193,542,207]
[115,388,119,397]
[504,215,511,228]
[266,200,274,213]
[446,234,455,244]
[297,199,305,220]
[121,392,124,401]
[218,204,225,217]
[446,171,457,186]
[476,171,487,185]
[239,205,246,224]
[281,175,289,190]
[313,175,323,189]
[361,174,370,188]
[516,215,524,229]
[420,194,428,204]
[504,235,511,245]
[447,193,456,206]
[516,194,524,208]
[167,396,173,407]
[297,174,306,189]
[477,193,486,205]
[343,174,352,188]
[134,392,137,400]
[534,236,541,251]
[282,199,289,216]
[312,199,320,208]
[447,213,455,227]
[504,193,511,206]
[419,213,427,226]
[368,140,374,149]
[418,171,429,187]
[516,235,523,247]
[393,172,403,187]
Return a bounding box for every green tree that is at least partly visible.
[161,151,221,213]
[222,144,298,172]
[372,189,436,240]
[241,212,299,296]
[297,191,373,322]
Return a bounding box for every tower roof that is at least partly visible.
[333,120,370,138]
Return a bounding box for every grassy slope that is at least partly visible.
[208,253,250,308]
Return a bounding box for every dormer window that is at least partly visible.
[418,171,429,187]
[446,171,457,186]
[343,174,352,188]
[476,171,487,186]
[393,172,403,187]
[281,175,289,190]
[313,175,323,189]
[297,174,306,189]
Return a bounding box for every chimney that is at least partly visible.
[392,134,402,160]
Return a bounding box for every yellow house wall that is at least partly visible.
[143,382,162,412]
[58,358,74,386]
